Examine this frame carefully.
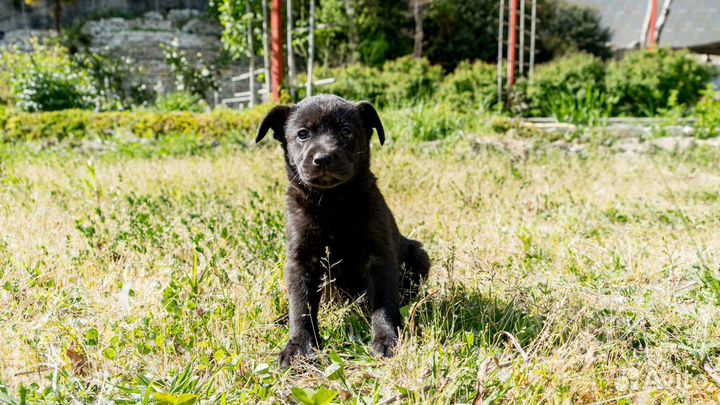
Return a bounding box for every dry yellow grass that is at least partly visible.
[1,137,720,404]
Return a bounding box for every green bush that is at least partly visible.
[606,49,711,116]
[524,52,606,117]
[1,107,269,142]
[310,63,385,103]
[381,56,444,106]
[0,106,9,131]
[437,60,498,110]
[408,102,467,141]
[307,56,444,107]
[695,85,720,139]
[155,92,208,113]
[0,40,95,112]
[13,64,95,112]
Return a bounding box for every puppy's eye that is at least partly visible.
[297,129,310,141]
[340,126,353,139]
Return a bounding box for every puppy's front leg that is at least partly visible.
[280,261,322,369]
[367,256,401,357]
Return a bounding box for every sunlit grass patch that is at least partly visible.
[1,135,720,404]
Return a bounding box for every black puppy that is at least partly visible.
[256,94,430,368]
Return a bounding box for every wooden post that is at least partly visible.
[307,0,315,97]
[506,0,517,97]
[53,0,62,33]
[287,0,297,98]
[271,0,283,102]
[262,0,271,103]
[497,0,504,103]
[246,1,256,108]
[518,0,525,75]
[529,0,536,76]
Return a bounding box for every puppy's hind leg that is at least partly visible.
[400,238,430,306]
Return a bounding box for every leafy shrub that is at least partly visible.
[306,56,443,107]
[381,56,444,106]
[0,106,9,131]
[606,49,711,116]
[0,40,95,112]
[524,52,606,117]
[410,103,467,141]
[13,63,95,112]
[695,85,720,139]
[437,60,498,110]
[0,39,156,111]
[546,82,610,125]
[72,52,157,110]
[156,92,208,113]
[1,107,269,142]
[161,38,218,98]
[310,64,385,103]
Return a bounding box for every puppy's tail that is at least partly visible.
[400,238,430,304]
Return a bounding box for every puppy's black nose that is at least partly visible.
[313,153,333,167]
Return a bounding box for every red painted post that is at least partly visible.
[649,0,658,49]
[508,0,518,87]
[271,0,284,102]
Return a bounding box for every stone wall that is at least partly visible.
[0,0,209,31]
[0,9,256,107]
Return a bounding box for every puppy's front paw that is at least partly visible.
[371,334,398,358]
[279,338,315,369]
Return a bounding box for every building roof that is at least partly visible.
[568,0,720,53]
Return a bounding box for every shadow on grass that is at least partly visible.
[408,284,546,348]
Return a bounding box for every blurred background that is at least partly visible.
[0,0,718,120]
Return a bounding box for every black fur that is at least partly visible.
[256,95,430,369]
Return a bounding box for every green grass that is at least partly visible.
[1,127,720,404]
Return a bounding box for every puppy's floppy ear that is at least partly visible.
[357,101,385,145]
[256,105,291,143]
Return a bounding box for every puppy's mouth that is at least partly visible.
[302,171,350,189]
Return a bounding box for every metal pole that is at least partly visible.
[640,0,653,48]
[271,0,284,102]
[497,0,504,103]
[519,0,525,75]
[649,0,658,49]
[529,0,536,76]
[287,0,297,98]
[307,0,315,97]
[262,0,271,103]
[506,0,517,98]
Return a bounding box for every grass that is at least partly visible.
[1,125,720,405]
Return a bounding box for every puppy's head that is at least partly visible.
[256,95,385,190]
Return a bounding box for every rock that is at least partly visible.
[612,138,651,155]
[182,18,223,36]
[143,11,164,21]
[548,139,587,154]
[531,122,578,139]
[472,136,531,160]
[0,29,55,51]
[611,124,653,139]
[696,137,720,148]
[651,136,695,152]
[168,9,202,24]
